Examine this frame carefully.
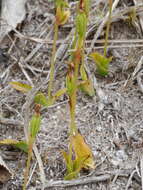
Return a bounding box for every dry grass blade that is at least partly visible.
[132,56,143,78]
[133,0,143,33]
[87,0,120,54]
[0,117,23,126]
[140,155,143,190]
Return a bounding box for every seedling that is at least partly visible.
[90,0,113,76]
[23,104,41,190]
[62,132,95,179]
[126,8,137,27]
[64,0,95,179]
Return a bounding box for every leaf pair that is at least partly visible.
[35,88,67,106]
[10,81,67,107]
[62,150,87,180]
[56,0,70,26]
[62,132,95,180]
[66,65,94,97]
[10,81,48,106]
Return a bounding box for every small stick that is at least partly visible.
[133,0,143,33]
[137,72,143,93]
[0,117,23,126]
[132,56,143,78]
[141,155,143,190]
[44,174,111,188]
[125,169,137,190]
[18,60,34,87]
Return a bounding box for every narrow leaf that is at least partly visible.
[64,169,79,180]
[59,10,70,25]
[13,141,28,153]
[61,150,73,174]
[56,0,69,8]
[66,75,75,96]
[10,81,32,93]
[34,93,49,106]
[53,88,67,100]
[29,114,41,138]
[76,11,87,40]
[0,139,28,153]
[80,65,87,81]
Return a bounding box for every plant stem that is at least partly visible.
[23,138,34,190]
[69,48,81,135]
[48,23,58,100]
[104,0,112,57]
[69,0,89,135]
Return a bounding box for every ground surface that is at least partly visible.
[0,0,143,189]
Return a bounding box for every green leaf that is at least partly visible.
[56,6,70,26]
[62,150,73,174]
[29,114,41,138]
[76,11,87,40]
[45,88,67,107]
[79,65,95,96]
[34,89,67,107]
[59,10,70,25]
[0,139,28,153]
[53,88,67,98]
[84,0,90,16]
[78,80,95,96]
[67,156,88,179]
[62,150,79,180]
[14,141,28,153]
[56,0,69,8]
[34,93,49,106]
[62,132,95,180]
[62,151,89,180]
[64,169,79,180]
[90,52,112,76]
[66,75,76,96]
[10,82,32,93]
[80,65,87,81]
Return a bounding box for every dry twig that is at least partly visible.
[43,174,111,188]
[137,71,143,93]
[125,170,137,190]
[141,155,143,190]
[0,117,23,126]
